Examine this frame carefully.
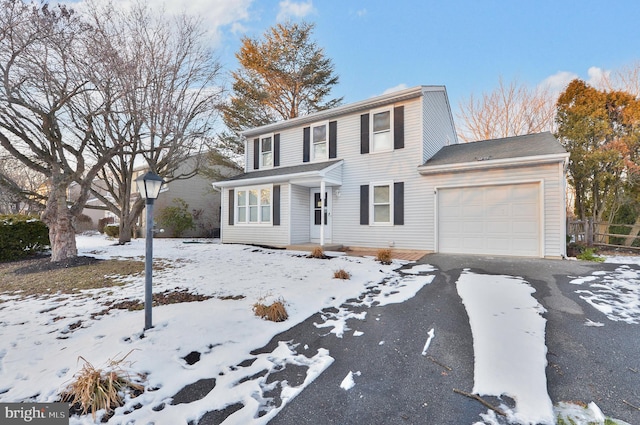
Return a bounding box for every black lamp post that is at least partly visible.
[135,171,164,331]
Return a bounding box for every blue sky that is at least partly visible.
[72,0,640,122]
[209,0,640,117]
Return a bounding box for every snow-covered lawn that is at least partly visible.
[0,234,637,424]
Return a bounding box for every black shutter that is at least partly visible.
[360,114,370,154]
[303,127,310,162]
[394,182,404,225]
[329,121,337,159]
[273,185,280,226]
[228,189,234,226]
[360,184,369,225]
[394,106,404,150]
[274,133,280,167]
[253,138,260,169]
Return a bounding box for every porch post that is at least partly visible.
[320,180,326,246]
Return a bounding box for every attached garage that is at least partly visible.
[437,183,541,257]
[418,133,570,258]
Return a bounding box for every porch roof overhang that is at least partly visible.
[213,160,343,188]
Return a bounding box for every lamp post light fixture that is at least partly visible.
[135,171,164,331]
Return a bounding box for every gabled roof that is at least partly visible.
[242,85,450,138]
[418,132,568,174]
[214,160,343,188]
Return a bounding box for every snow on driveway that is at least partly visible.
[457,270,554,425]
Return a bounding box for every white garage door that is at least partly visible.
[438,183,540,257]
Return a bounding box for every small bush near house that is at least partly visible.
[60,351,143,420]
[157,198,195,237]
[576,247,605,262]
[333,269,351,280]
[0,215,49,261]
[98,217,115,234]
[310,246,325,258]
[376,248,393,264]
[253,298,288,322]
[104,224,119,238]
[75,214,94,233]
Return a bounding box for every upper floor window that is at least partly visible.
[260,136,273,168]
[236,185,271,224]
[372,110,392,152]
[312,123,328,161]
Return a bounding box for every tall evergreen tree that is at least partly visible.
[207,21,342,173]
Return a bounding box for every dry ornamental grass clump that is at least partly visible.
[376,248,393,264]
[333,269,351,280]
[310,246,325,258]
[253,298,288,322]
[60,351,143,420]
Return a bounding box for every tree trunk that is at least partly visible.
[42,188,78,262]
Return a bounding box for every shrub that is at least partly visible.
[376,248,393,264]
[98,217,115,234]
[577,247,605,262]
[104,224,119,238]
[253,298,288,322]
[60,351,143,420]
[0,215,49,261]
[157,198,194,237]
[75,214,94,233]
[333,269,351,279]
[310,246,325,258]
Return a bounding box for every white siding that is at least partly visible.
[425,162,565,258]
[422,90,458,163]
[221,185,291,246]
[290,184,310,244]
[329,97,433,250]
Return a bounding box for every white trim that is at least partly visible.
[234,184,273,226]
[434,180,544,258]
[418,153,570,175]
[259,133,274,169]
[369,107,394,153]
[369,180,394,226]
[310,121,329,162]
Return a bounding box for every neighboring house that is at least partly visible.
[136,156,239,238]
[214,86,569,258]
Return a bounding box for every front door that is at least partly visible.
[310,188,332,243]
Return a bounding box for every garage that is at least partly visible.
[437,183,541,257]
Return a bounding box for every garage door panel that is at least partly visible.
[438,183,540,257]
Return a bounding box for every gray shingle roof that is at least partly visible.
[422,132,567,167]
[224,159,343,182]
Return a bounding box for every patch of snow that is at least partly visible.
[420,328,435,356]
[400,264,436,274]
[339,370,361,390]
[353,330,364,337]
[457,271,553,425]
[604,255,640,265]
[584,319,605,327]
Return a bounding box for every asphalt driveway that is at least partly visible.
[260,254,640,425]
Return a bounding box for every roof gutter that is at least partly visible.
[242,86,443,138]
[417,152,570,175]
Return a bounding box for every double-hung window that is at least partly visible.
[236,185,271,224]
[261,135,273,168]
[371,182,393,224]
[312,123,328,161]
[371,109,392,152]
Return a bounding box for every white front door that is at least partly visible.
[310,188,332,243]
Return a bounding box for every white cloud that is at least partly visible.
[355,8,367,17]
[539,71,577,95]
[277,0,315,21]
[382,84,409,95]
[586,66,611,87]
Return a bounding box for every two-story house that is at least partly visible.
[214,86,569,258]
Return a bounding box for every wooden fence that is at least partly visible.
[568,219,640,250]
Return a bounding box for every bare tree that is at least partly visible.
[0,151,46,214]
[601,61,640,98]
[457,77,557,143]
[81,1,224,244]
[0,0,132,261]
